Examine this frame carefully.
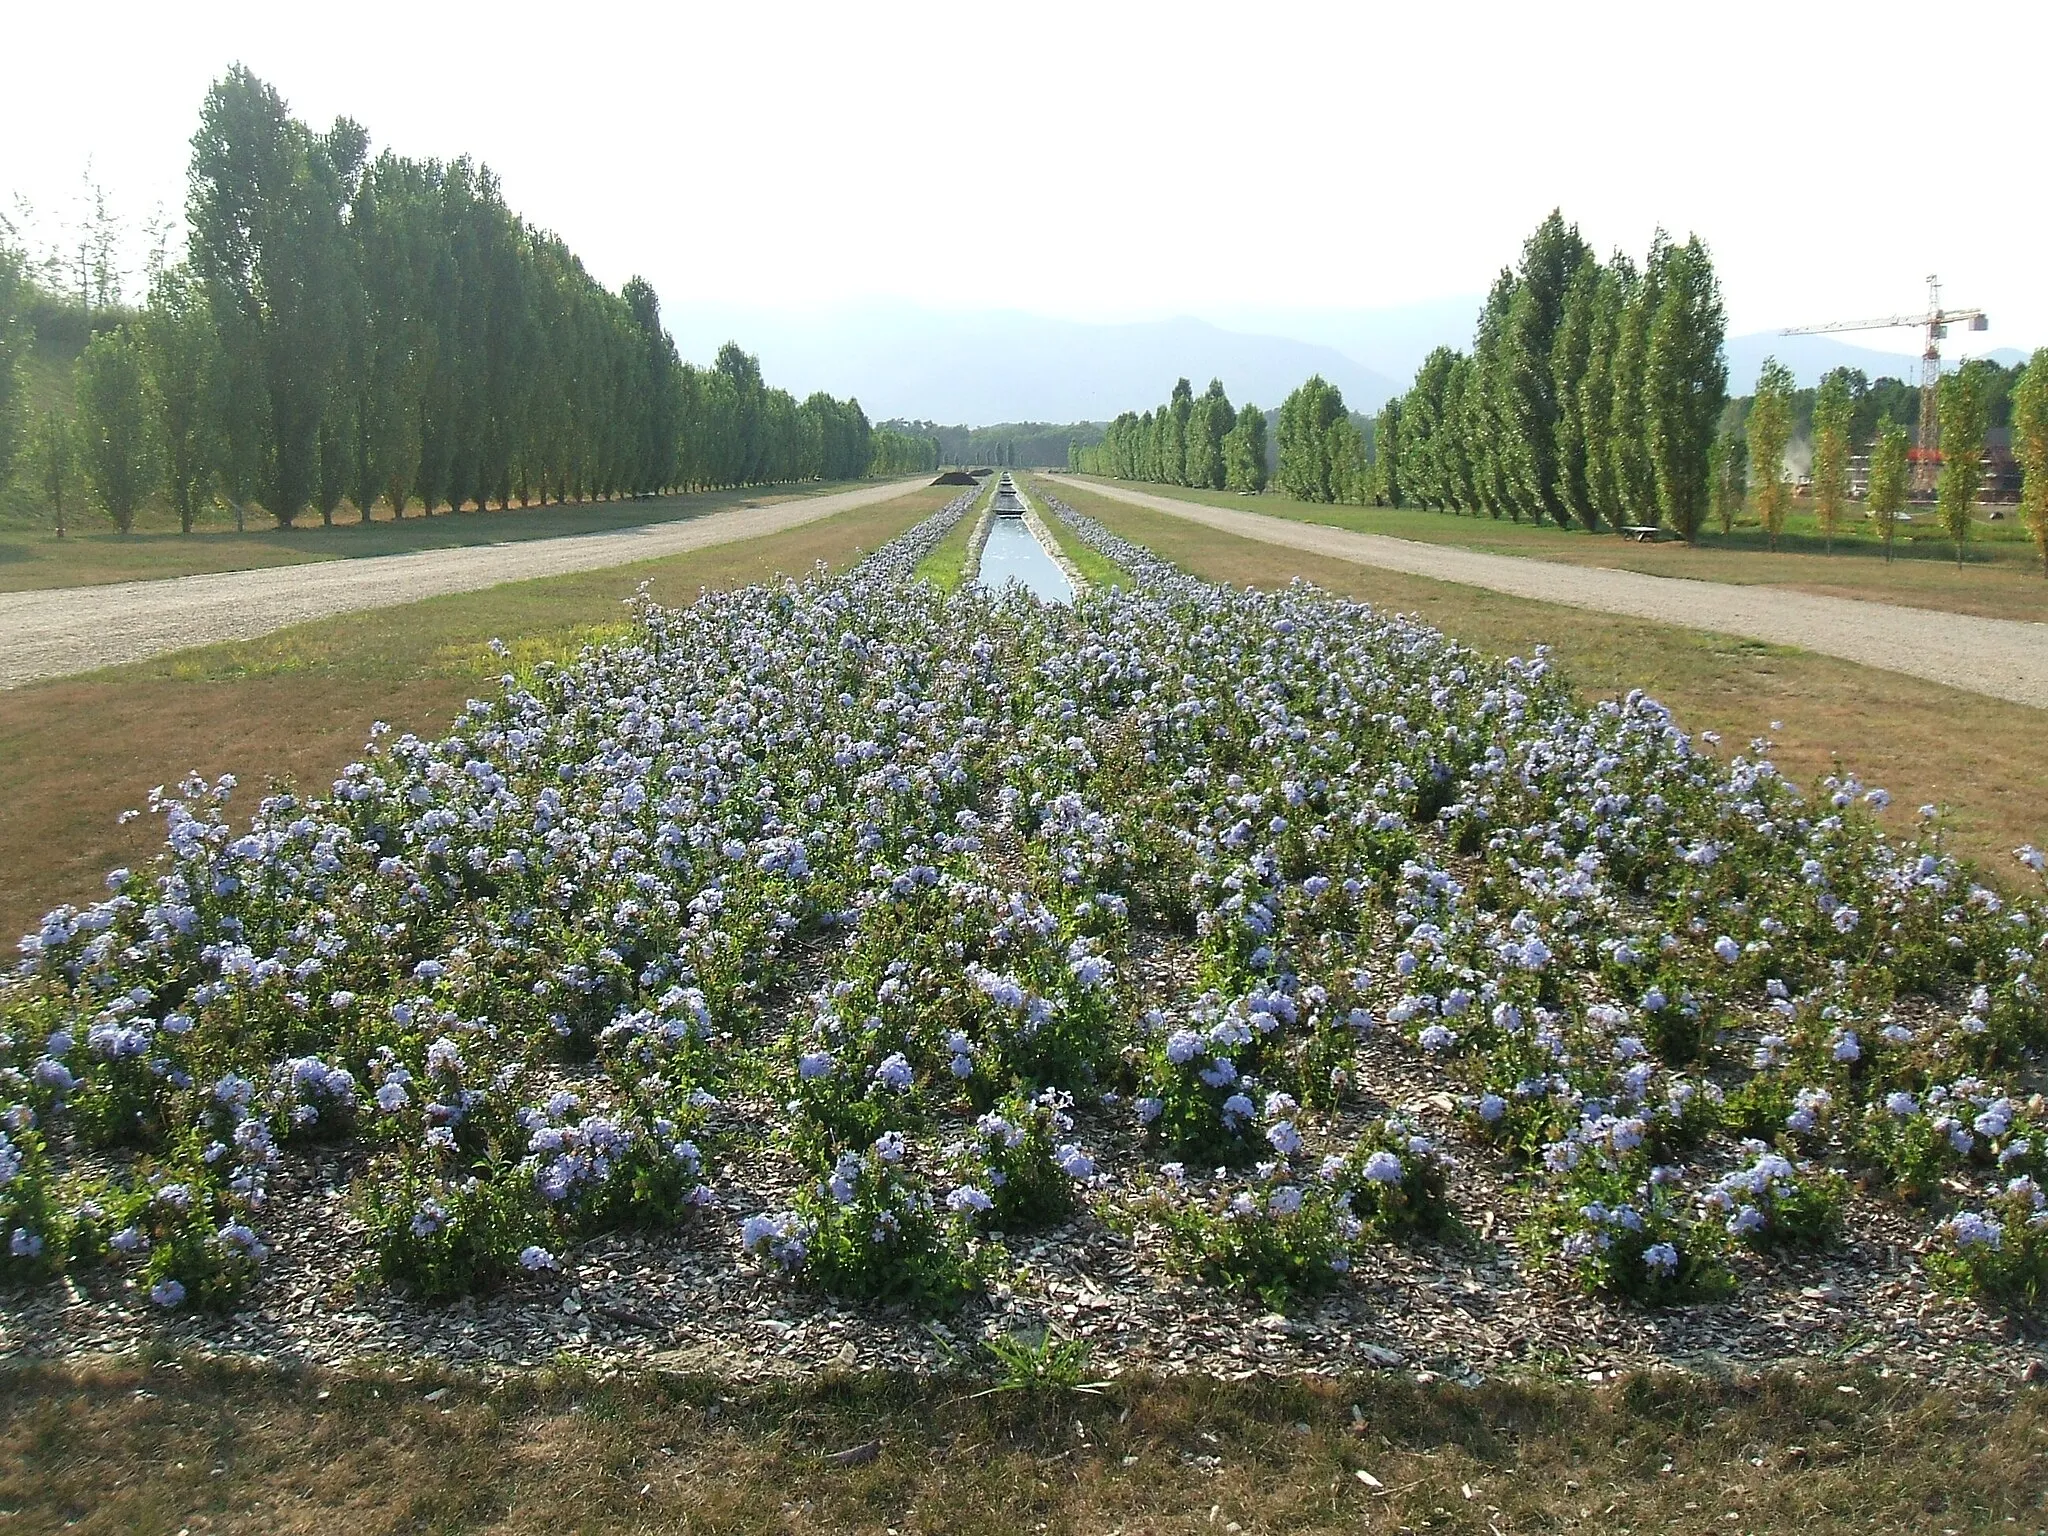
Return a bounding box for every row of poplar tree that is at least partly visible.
[1370,212,1727,537]
[1077,378,1269,492]
[7,68,934,534]
[1079,212,1729,539]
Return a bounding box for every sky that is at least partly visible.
[3,0,2042,364]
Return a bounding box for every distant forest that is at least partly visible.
[878,419,1106,468]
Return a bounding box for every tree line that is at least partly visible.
[1,68,913,535]
[1073,377,1268,492]
[1369,212,1727,539]
[1737,350,2047,569]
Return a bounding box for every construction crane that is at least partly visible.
[1782,275,1988,491]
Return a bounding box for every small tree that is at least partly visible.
[34,409,77,538]
[1747,358,1794,550]
[137,264,221,535]
[1866,414,1909,563]
[1711,430,1747,535]
[1936,364,1989,568]
[1810,368,1854,553]
[76,326,157,534]
[2014,348,2048,576]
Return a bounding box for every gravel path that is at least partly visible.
[0,479,929,687]
[1049,475,2048,710]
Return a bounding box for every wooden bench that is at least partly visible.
[1620,525,1662,543]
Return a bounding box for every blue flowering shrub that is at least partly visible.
[745,1131,980,1311]
[1150,1159,1360,1311]
[942,1090,1093,1232]
[7,480,2048,1335]
[1331,1116,1453,1236]
[1925,1177,2048,1306]
[0,1126,65,1282]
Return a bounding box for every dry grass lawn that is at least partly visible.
[0,479,882,593]
[1045,480,2048,874]
[1,1355,2039,1535]
[1060,477,2048,624]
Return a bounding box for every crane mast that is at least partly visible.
[1781,275,1988,492]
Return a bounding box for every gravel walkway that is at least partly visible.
[1049,476,2048,711]
[0,479,929,687]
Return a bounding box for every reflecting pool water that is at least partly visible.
[975,516,1074,604]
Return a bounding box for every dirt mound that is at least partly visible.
[930,470,978,486]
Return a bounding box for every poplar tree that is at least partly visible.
[1276,377,1345,502]
[1809,368,1854,553]
[1469,273,1518,518]
[1936,363,1989,567]
[1579,254,1632,531]
[1550,253,1598,529]
[1325,415,1367,504]
[1165,377,1194,485]
[1370,398,1401,506]
[1643,235,1726,543]
[1747,358,1795,550]
[1607,233,1666,528]
[1499,212,1592,526]
[1866,414,1909,563]
[1186,379,1231,490]
[2013,350,2048,576]
[187,67,358,525]
[1223,402,1266,492]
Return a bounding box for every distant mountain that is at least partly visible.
[660,300,1401,426]
[1197,298,1483,386]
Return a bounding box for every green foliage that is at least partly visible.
[1579,254,1630,530]
[1369,398,1401,505]
[1746,357,1795,549]
[31,408,77,536]
[789,1138,982,1311]
[1643,236,1727,542]
[363,1164,545,1301]
[1809,368,1855,551]
[1539,1162,1733,1306]
[136,265,221,533]
[1607,237,1664,527]
[1924,1179,2048,1308]
[1275,375,1347,502]
[1937,363,1990,566]
[1710,430,1746,536]
[1551,252,1599,529]
[0,240,27,493]
[1222,400,1267,492]
[1112,216,1726,539]
[1867,414,1910,561]
[981,1329,1101,1394]
[1331,1118,1453,1236]
[1153,1165,1356,1310]
[74,326,155,534]
[2015,350,2048,575]
[946,1090,1086,1233]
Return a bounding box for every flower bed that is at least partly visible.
[3,485,2045,1380]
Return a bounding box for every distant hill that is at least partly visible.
[661,300,1401,427]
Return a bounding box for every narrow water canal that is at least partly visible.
[975,516,1074,605]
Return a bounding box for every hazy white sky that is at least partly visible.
[3,0,2041,356]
